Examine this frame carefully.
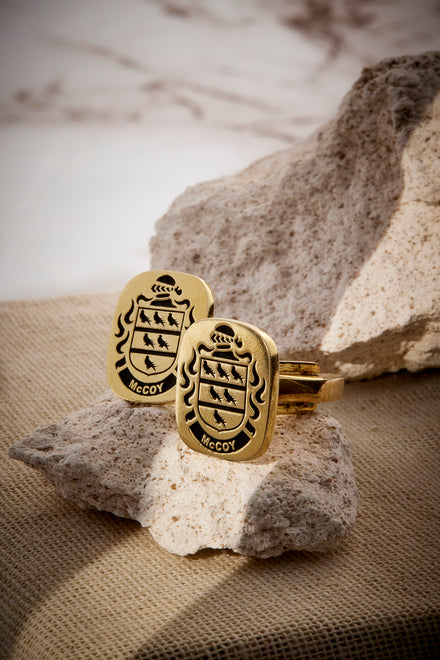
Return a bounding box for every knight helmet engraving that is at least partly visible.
[107,271,214,403]
[176,319,279,461]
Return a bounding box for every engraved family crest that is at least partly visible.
[197,356,248,431]
[107,270,218,403]
[179,322,267,456]
[177,318,343,462]
[112,274,191,398]
[129,304,185,377]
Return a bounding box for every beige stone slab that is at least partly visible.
[150,52,440,380]
[10,393,358,558]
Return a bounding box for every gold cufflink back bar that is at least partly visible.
[176,318,344,461]
[107,271,214,404]
[278,361,344,414]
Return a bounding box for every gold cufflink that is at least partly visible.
[176,318,344,461]
[107,271,214,403]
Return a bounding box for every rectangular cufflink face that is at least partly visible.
[107,271,214,403]
[176,318,279,461]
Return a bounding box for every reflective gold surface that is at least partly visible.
[176,322,344,461]
[176,318,278,462]
[278,361,344,414]
[107,271,214,403]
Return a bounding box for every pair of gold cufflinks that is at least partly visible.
[107,271,344,461]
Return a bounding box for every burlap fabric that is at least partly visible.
[1,293,439,659]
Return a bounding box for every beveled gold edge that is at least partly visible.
[233,321,279,461]
[175,317,280,462]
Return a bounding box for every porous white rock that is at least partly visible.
[150,52,440,380]
[10,393,358,557]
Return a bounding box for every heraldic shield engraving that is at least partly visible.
[129,304,184,378]
[197,354,248,432]
[107,271,214,403]
[176,319,279,461]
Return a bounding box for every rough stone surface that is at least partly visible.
[10,393,358,558]
[150,52,440,380]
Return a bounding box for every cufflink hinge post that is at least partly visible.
[278,361,344,414]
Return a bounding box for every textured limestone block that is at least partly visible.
[150,52,440,380]
[10,393,358,557]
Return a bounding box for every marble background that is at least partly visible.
[1,0,439,301]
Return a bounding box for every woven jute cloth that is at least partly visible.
[1,293,439,659]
